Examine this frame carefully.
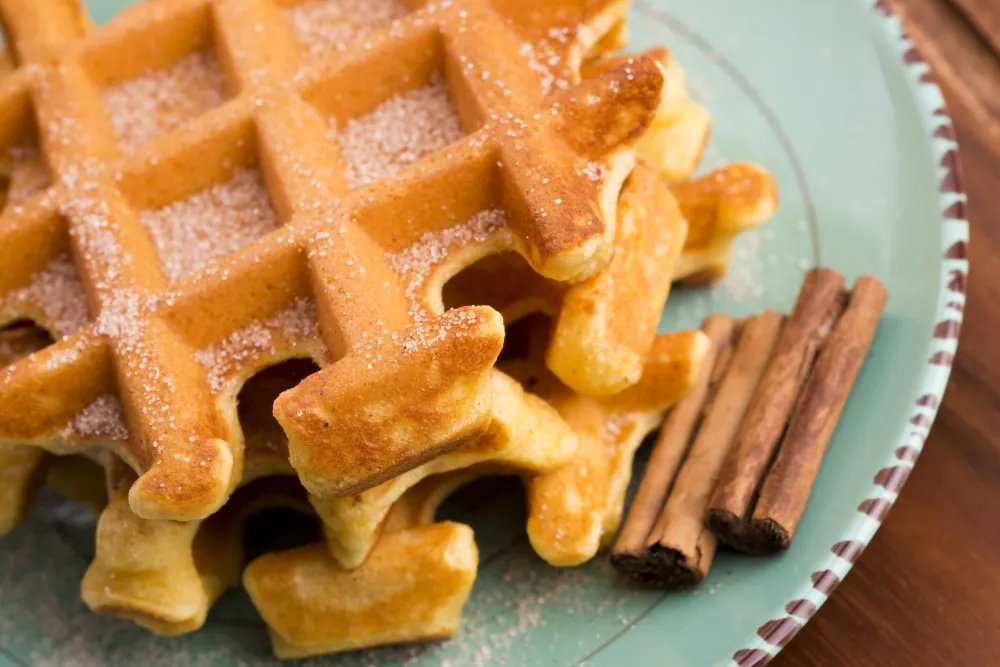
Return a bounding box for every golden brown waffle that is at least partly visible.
[245,471,487,658]
[83,472,243,635]
[76,146,718,634]
[312,367,578,568]
[309,155,700,568]
[245,520,478,660]
[0,1,784,659]
[582,48,712,182]
[0,322,53,534]
[83,469,307,635]
[510,320,709,566]
[439,45,776,397]
[672,163,779,284]
[490,0,631,95]
[313,318,707,571]
[0,324,110,535]
[80,358,310,633]
[0,445,46,534]
[0,0,665,523]
[71,152,716,637]
[442,160,776,397]
[442,164,685,398]
[242,323,706,659]
[80,354,478,643]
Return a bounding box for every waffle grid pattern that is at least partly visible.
[0,0,661,521]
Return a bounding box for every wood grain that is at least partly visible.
[950,0,1000,57]
[775,1,1000,664]
[885,0,1000,155]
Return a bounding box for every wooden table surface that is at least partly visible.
[775,0,1000,664]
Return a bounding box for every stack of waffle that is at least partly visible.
[0,0,777,659]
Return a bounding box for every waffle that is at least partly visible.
[0,322,54,534]
[82,467,245,635]
[443,161,777,396]
[514,319,709,566]
[0,445,46,534]
[311,158,704,567]
[441,46,775,396]
[245,521,478,660]
[0,0,665,523]
[490,0,631,95]
[76,147,715,636]
[80,361,311,633]
[243,322,706,658]
[311,367,578,568]
[245,473,486,661]
[0,0,783,659]
[77,140,718,639]
[672,162,779,284]
[79,354,479,644]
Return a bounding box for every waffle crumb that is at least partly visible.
[62,394,129,442]
[8,256,91,338]
[101,50,227,153]
[284,0,408,56]
[5,143,51,207]
[194,298,320,392]
[334,73,464,188]
[139,168,279,282]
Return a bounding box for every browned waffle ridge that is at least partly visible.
[0,0,664,520]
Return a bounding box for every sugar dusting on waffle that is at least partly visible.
[388,209,507,321]
[62,394,128,442]
[93,289,152,349]
[193,298,320,393]
[284,0,409,56]
[139,168,279,282]
[64,192,132,289]
[581,161,607,183]
[6,256,91,338]
[334,73,464,188]
[101,50,227,153]
[518,32,574,97]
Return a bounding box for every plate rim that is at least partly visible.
[717,1,969,664]
[0,0,970,664]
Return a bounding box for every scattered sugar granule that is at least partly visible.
[387,209,506,319]
[7,256,91,338]
[720,228,766,303]
[518,39,571,96]
[5,143,51,207]
[101,50,227,153]
[400,305,488,353]
[139,168,278,282]
[194,298,319,392]
[284,0,408,56]
[62,394,129,442]
[581,161,607,183]
[63,193,132,285]
[94,288,153,349]
[334,73,464,188]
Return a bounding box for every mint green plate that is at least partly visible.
[0,1,968,666]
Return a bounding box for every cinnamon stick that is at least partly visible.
[613,311,783,588]
[744,276,887,551]
[706,268,847,551]
[611,314,739,579]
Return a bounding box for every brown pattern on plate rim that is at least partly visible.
[726,0,969,664]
